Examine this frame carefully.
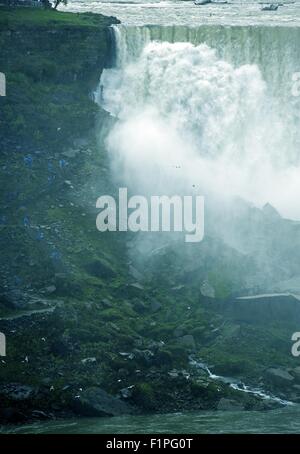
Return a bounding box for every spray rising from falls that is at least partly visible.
[100,25,300,221]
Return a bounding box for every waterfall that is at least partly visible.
[111,24,300,87]
[100,24,300,221]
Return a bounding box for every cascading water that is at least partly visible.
[189,357,294,407]
[100,24,300,221]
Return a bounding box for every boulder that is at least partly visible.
[133,349,154,364]
[0,288,27,310]
[200,281,215,298]
[291,367,300,383]
[132,300,147,314]
[72,387,133,417]
[0,383,35,401]
[265,368,295,388]
[85,259,116,279]
[31,410,50,420]
[217,398,245,411]
[41,285,56,295]
[50,337,73,357]
[81,357,97,365]
[223,294,300,325]
[101,298,113,308]
[0,407,26,423]
[173,326,185,338]
[73,138,89,148]
[150,299,162,313]
[130,283,145,293]
[177,334,196,350]
[120,385,135,399]
[129,265,143,282]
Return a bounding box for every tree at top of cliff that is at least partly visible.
[52,0,68,10]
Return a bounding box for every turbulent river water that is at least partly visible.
[27,0,299,434]
[2,406,300,433]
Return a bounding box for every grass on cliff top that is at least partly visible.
[0,6,116,29]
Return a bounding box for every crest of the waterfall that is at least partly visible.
[100,29,300,221]
[113,25,152,68]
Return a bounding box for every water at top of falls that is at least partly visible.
[63,0,300,27]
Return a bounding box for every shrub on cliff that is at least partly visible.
[52,0,68,10]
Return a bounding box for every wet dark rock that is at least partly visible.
[220,293,300,325]
[73,138,89,149]
[150,299,162,313]
[264,368,295,388]
[129,265,143,282]
[291,367,300,383]
[132,299,147,314]
[31,410,50,420]
[81,357,97,365]
[85,259,116,279]
[260,399,283,411]
[53,304,78,324]
[117,368,130,378]
[50,337,73,357]
[0,407,26,424]
[168,370,180,379]
[54,276,84,298]
[71,387,134,417]
[173,326,185,338]
[133,349,155,365]
[129,283,145,293]
[119,385,135,399]
[119,351,135,360]
[177,335,196,350]
[0,288,27,310]
[0,384,36,402]
[41,285,57,295]
[101,298,113,308]
[147,340,165,352]
[41,378,52,386]
[62,148,80,159]
[217,398,245,411]
[171,285,185,293]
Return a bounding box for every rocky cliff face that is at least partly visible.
[0,8,119,152]
[0,8,120,295]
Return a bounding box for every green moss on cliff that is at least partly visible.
[0,6,119,151]
[0,7,116,28]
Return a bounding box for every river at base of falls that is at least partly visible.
[2,405,300,433]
